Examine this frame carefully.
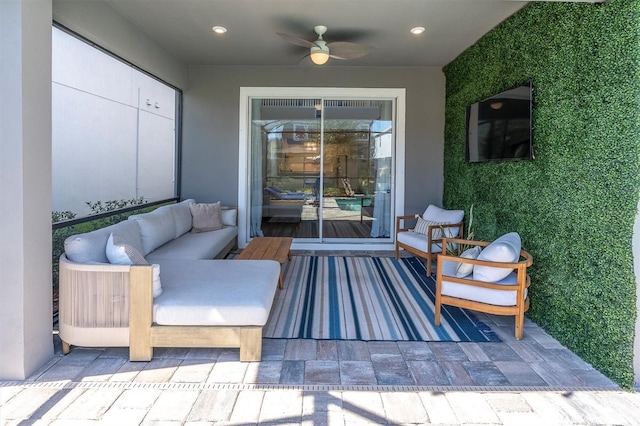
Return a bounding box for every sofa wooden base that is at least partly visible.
[129,266,264,362]
[129,325,263,362]
[60,325,262,361]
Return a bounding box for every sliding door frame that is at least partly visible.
[238,87,405,251]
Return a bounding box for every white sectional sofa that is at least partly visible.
[59,199,281,361]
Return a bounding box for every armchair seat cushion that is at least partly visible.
[397,231,443,254]
[265,186,307,200]
[441,261,527,306]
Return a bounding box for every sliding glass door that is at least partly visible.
[249,98,321,240]
[321,100,393,240]
[241,88,403,247]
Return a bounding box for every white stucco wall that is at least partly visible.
[0,0,54,380]
[52,0,189,89]
[52,27,177,217]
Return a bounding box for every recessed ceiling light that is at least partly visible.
[212,26,227,34]
[410,26,425,35]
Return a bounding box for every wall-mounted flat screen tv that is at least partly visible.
[466,82,533,163]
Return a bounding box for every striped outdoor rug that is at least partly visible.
[264,256,500,342]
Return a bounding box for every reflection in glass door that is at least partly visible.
[249,97,394,241]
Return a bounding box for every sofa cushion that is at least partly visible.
[455,246,482,278]
[128,208,177,255]
[153,259,280,326]
[473,232,521,283]
[64,220,143,264]
[106,233,148,265]
[422,205,464,237]
[190,202,224,233]
[170,199,195,237]
[145,225,238,262]
[442,260,526,306]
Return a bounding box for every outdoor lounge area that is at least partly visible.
[3,0,640,424]
[1,253,632,424]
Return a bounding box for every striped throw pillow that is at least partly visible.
[413,217,443,239]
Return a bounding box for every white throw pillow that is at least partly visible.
[473,232,521,283]
[455,246,482,278]
[190,201,224,233]
[412,217,444,239]
[152,264,162,298]
[105,235,161,297]
[221,208,237,226]
[106,233,148,265]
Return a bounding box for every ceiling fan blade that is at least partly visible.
[327,42,375,60]
[297,53,314,66]
[277,32,315,48]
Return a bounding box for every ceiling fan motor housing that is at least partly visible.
[310,39,330,64]
[278,24,373,65]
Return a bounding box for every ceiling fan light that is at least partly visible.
[310,50,329,65]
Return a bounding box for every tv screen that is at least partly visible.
[466,83,533,163]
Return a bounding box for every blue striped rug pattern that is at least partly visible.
[264,256,500,342]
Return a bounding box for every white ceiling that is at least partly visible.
[101,0,604,68]
[101,0,532,67]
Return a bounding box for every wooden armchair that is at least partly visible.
[395,205,465,276]
[435,236,533,339]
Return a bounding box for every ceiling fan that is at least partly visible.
[278,25,375,65]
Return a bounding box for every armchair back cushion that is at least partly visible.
[422,205,464,237]
[473,232,521,282]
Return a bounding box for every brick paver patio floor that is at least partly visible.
[2,312,639,425]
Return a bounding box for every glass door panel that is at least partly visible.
[249,97,394,242]
[249,98,320,240]
[322,100,394,239]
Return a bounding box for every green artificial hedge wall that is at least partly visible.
[442,0,640,387]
